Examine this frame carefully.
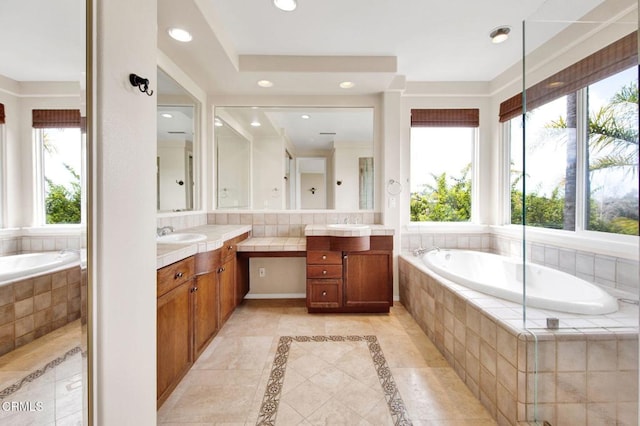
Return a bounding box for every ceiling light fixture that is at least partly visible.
[161,113,173,118]
[214,118,223,127]
[301,114,310,119]
[251,120,262,127]
[257,80,274,88]
[489,26,511,44]
[168,27,193,42]
[273,0,297,12]
[339,81,355,89]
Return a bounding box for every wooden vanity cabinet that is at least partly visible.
[343,236,393,310]
[306,235,393,313]
[157,256,195,407]
[193,250,221,360]
[218,232,249,323]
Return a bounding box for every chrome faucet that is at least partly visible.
[157,226,174,236]
[412,246,440,257]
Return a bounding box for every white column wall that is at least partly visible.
[93,0,157,423]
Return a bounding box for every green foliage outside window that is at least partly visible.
[45,163,81,224]
[410,164,471,222]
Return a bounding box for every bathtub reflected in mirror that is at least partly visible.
[0,0,90,424]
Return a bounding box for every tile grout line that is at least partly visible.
[0,346,83,399]
[255,335,413,426]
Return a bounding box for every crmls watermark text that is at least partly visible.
[1,401,44,412]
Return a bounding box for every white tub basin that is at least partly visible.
[156,233,207,244]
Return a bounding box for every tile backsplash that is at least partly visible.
[208,211,381,237]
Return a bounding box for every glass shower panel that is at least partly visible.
[523,1,638,424]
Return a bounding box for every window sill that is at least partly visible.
[21,225,84,236]
[405,222,490,234]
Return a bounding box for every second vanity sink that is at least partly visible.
[156,233,208,244]
[327,224,370,230]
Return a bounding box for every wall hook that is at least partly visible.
[129,73,154,96]
[176,180,184,186]
[309,187,317,194]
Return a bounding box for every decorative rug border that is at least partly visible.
[256,335,412,426]
[0,346,83,399]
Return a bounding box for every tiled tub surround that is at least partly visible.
[402,230,639,298]
[399,254,639,426]
[0,265,83,357]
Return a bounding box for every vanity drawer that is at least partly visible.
[306,264,342,279]
[307,279,342,308]
[221,232,249,262]
[307,251,342,265]
[158,257,195,297]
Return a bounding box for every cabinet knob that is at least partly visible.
[322,255,327,260]
[228,245,233,250]
[174,272,184,279]
[217,267,225,273]
[343,255,348,260]
[322,291,327,296]
[322,270,327,275]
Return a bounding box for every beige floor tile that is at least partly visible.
[160,300,499,426]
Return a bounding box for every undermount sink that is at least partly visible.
[326,224,370,230]
[156,233,207,244]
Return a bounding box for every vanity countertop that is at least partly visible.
[304,224,395,237]
[156,224,252,269]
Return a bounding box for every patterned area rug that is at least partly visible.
[256,335,412,425]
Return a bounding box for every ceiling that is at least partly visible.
[0,0,609,93]
[157,0,606,95]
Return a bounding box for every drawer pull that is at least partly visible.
[174,272,184,279]
[322,270,327,275]
[322,291,327,296]
[322,255,327,260]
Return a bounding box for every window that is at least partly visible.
[506,67,638,235]
[0,103,4,227]
[33,110,83,225]
[586,68,638,235]
[410,109,478,222]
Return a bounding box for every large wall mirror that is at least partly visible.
[215,107,374,210]
[157,68,199,212]
[0,0,90,423]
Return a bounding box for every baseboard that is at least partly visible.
[245,293,306,299]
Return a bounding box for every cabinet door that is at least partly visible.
[344,252,392,309]
[218,258,236,323]
[157,280,193,406]
[193,272,218,360]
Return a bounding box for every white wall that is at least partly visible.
[333,143,374,211]
[158,140,191,211]
[253,136,285,209]
[93,0,157,423]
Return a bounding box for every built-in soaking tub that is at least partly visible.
[399,251,638,426]
[0,250,80,284]
[0,250,84,357]
[421,249,618,315]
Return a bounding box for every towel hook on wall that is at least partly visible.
[129,73,154,96]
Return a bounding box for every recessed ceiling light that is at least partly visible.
[161,113,173,118]
[339,81,355,89]
[548,81,564,88]
[251,120,262,127]
[168,27,193,42]
[257,80,274,88]
[273,0,297,12]
[301,114,311,119]
[489,26,510,44]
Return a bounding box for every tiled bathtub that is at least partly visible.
[399,254,638,426]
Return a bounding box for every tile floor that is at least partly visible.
[0,320,86,425]
[158,299,497,425]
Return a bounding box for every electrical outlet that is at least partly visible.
[259,267,266,277]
